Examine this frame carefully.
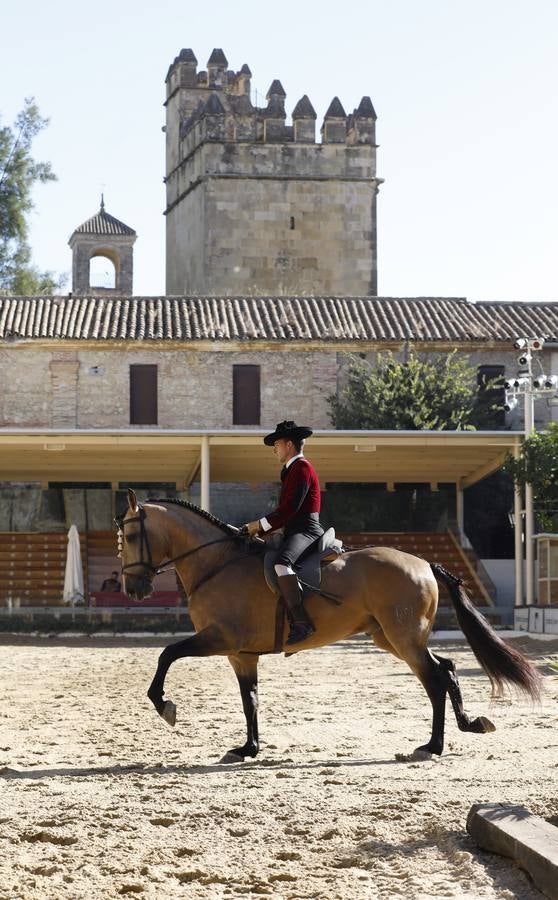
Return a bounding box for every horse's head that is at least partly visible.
[116,489,169,602]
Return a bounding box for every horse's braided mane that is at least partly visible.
[145,497,237,535]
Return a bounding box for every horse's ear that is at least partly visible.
[128,488,138,512]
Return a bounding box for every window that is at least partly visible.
[130,364,158,425]
[477,364,505,427]
[233,365,260,425]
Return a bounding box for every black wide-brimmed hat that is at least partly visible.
[263,420,313,446]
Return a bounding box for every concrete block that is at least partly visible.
[467,803,558,900]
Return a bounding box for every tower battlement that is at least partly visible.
[164,49,382,297]
[166,48,376,152]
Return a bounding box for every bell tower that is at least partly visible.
[69,197,137,294]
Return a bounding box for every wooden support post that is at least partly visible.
[200,436,210,512]
[456,482,464,546]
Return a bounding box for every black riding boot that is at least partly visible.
[278,574,315,646]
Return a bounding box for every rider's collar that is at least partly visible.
[286,452,304,469]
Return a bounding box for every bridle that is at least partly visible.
[115,503,251,580]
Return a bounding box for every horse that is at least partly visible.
[117,489,541,763]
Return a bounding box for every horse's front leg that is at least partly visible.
[222,653,260,763]
[147,626,228,726]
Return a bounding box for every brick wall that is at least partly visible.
[0,346,339,430]
[0,348,52,427]
[1,343,555,432]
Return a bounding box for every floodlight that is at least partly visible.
[518,354,529,366]
[533,375,546,389]
[514,338,527,350]
[504,396,518,413]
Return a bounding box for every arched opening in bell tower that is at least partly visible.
[89,249,119,290]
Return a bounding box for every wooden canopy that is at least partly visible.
[0,429,522,491]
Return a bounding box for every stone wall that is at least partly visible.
[0,348,52,427]
[0,346,338,430]
[1,343,555,432]
[166,143,378,298]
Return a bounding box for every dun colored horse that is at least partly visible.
[118,489,540,762]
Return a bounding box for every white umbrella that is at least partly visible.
[63,524,85,606]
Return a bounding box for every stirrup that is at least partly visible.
[286,622,316,646]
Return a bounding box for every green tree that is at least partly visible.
[504,422,558,531]
[0,98,63,294]
[328,350,503,431]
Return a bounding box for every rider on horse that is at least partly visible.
[242,420,324,646]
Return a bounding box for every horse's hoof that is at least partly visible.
[477,715,496,733]
[395,748,438,762]
[161,701,177,728]
[219,751,244,764]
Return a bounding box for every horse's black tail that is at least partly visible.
[431,563,541,702]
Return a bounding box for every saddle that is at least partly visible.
[263,527,344,600]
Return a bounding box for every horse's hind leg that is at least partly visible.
[432,653,495,735]
[409,649,449,758]
[223,653,260,762]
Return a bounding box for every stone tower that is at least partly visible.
[69,198,137,294]
[164,48,382,296]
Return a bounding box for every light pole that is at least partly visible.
[504,338,558,605]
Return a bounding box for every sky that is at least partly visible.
[2,0,557,301]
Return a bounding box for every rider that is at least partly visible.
[242,420,323,646]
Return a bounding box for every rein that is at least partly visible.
[116,502,337,603]
[116,504,261,582]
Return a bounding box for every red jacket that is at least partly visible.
[265,457,321,531]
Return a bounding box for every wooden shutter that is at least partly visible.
[233,365,260,425]
[130,365,158,425]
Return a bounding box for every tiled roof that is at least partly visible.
[71,208,136,238]
[0,296,557,344]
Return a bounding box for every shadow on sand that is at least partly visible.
[0,753,435,782]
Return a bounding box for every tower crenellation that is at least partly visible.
[321,97,348,144]
[347,96,377,146]
[165,48,383,296]
[292,95,317,143]
[166,49,377,153]
[207,48,228,87]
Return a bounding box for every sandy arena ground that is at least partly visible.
[0,633,557,900]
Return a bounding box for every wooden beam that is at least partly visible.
[182,456,201,490]
[461,451,507,488]
[467,803,558,900]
